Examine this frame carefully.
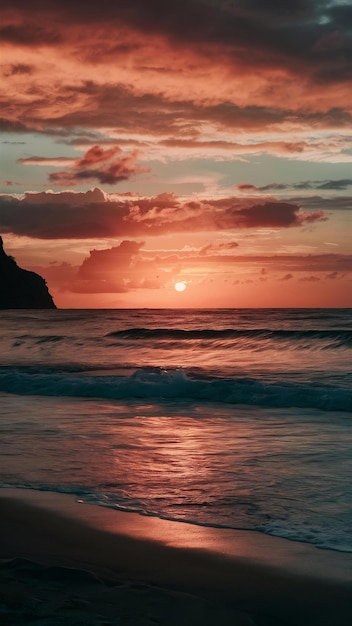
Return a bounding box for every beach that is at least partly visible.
[1,489,352,625]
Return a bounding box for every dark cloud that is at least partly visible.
[290,196,352,212]
[238,179,352,192]
[0,118,29,132]
[3,0,351,82]
[325,272,341,280]
[231,202,326,228]
[299,275,321,282]
[37,83,293,134]
[317,179,352,191]
[259,183,290,191]
[0,190,327,239]
[3,63,33,76]
[2,78,351,142]
[236,184,257,191]
[0,23,61,46]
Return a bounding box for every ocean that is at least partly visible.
[0,308,351,553]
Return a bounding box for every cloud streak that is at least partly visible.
[238,178,352,192]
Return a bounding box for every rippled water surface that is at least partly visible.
[0,308,351,551]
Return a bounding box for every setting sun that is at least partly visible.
[175,281,186,292]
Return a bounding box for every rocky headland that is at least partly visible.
[0,235,56,309]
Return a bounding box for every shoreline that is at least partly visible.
[1,488,352,625]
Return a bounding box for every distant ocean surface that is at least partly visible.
[0,308,351,552]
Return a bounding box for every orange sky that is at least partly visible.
[0,0,351,307]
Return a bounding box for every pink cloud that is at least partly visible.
[236,184,257,191]
[45,146,149,186]
[76,240,172,292]
[79,240,144,279]
[77,145,122,167]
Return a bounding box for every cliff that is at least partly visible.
[0,236,56,309]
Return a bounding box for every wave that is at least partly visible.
[106,327,352,349]
[0,366,351,412]
[0,483,350,552]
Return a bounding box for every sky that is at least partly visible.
[0,0,351,308]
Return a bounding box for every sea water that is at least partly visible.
[0,308,351,552]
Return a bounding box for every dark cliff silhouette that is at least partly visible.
[0,236,56,309]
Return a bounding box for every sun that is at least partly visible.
[174,281,186,292]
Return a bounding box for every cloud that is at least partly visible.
[28,244,352,297]
[236,184,257,191]
[159,138,318,159]
[289,196,352,212]
[49,153,148,186]
[77,145,123,167]
[0,118,28,132]
[23,187,107,205]
[79,240,144,279]
[17,156,77,167]
[325,271,343,280]
[199,241,239,255]
[4,0,351,86]
[0,23,61,46]
[161,136,352,163]
[317,179,352,191]
[299,275,321,282]
[19,145,150,186]
[0,189,327,239]
[232,202,326,228]
[237,178,352,192]
[3,63,33,76]
[77,240,172,292]
[2,0,352,150]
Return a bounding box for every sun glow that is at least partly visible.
[174,281,186,292]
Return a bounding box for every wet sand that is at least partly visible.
[1,488,351,625]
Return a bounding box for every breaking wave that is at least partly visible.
[0,366,350,412]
